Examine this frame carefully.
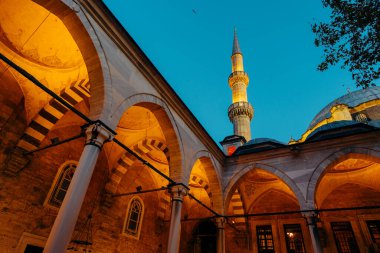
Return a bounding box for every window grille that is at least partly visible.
[331,222,359,253]
[284,224,306,253]
[47,162,76,208]
[257,225,275,253]
[123,197,144,239]
[366,220,380,244]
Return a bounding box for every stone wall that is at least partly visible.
[0,120,165,252]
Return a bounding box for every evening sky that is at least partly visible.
[104,0,361,144]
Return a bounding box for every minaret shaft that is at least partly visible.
[231,82,248,103]
[231,54,244,72]
[228,30,254,141]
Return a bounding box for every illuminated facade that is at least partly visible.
[0,1,379,253]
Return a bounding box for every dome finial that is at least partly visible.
[232,27,242,55]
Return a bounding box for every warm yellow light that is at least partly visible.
[0,0,88,123]
[231,54,244,72]
[232,82,248,103]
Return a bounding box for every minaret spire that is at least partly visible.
[232,28,242,55]
[227,28,254,141]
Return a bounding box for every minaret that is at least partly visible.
[227,29,254,141]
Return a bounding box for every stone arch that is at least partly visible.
[224,162,307,211]
[33,0,112,123]
[104,137,171,220]
[105,137,170,193]
[5,0,114,150]
[110,93,184,182]
[306,147,380,206]
[189,174,212,199]
[186,150,224,214]
[17,79,90,151]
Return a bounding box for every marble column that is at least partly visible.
[215,217,226,253]
[304,212,323,253]
[44,123,113,253]
[167,185,188,253]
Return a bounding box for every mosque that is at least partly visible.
[0,1,380,253]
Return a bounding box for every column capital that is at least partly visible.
[303,211,320,226]
[168,184,188,202]
[84,122,114,149]
[215,217,226,229]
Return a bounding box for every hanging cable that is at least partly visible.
[0,53,220,217]
[6,53,379,222]
[113,138,175,184]
[5,52,380,223]
[188,192,220,217]
[0,53,92,124]
[223,204,380,219]
[112,186,169,197]
[23,133,84,155]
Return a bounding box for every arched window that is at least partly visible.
[45,161,77,208]
[122,197,144,239]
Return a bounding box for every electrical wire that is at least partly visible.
[0,53,219,217]
[2,53,380,223]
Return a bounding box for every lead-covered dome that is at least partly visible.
[292,86,380,144]
[309,86,380,129]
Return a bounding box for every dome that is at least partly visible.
[309,86,380,129]
[234,138,286,155]
[245,138,285,146]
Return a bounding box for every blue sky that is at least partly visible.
[104,0,360,144]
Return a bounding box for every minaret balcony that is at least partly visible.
[228,101,254,121]
[228,71,249,88]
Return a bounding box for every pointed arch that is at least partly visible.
[44,160,78,209]
[122,196,145,239]
[17,79,89,151]
[306,147,380,205]
[105,137,169,193]
[104,137,171,220]
[224,163,306,211]
[186,150,224,214]
[2,0,115,150]
[109,93,184,182]
[33,0,113,123]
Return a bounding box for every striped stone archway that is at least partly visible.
[109,93,185,182]
[224,163,307,232]
[17,79,89,151]
[105,137,171,220]
[189,174,213,202]
[186,150,224,214]
[34,0,113,122]
[225,162,307,211]
[4,0,112,174]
